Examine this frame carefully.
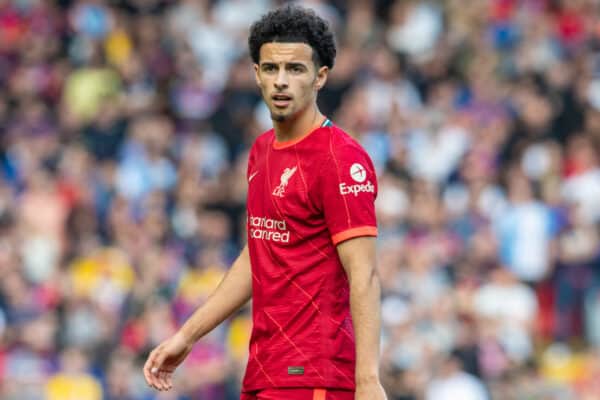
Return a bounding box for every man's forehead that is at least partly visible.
[259,42,314,63]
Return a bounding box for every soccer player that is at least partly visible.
[143,5,387,400]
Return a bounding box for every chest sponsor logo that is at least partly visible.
[340,162,375,196]
[272,166,297,197]
[248,215,290,243]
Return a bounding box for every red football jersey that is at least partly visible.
[242,120,378,392]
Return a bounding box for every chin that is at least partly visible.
[271,113,287,122]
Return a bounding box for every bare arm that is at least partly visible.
[144,245,252,391]
[337,236,387,399]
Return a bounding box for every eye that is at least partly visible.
[262,64,276,73]
[289,65,304,73]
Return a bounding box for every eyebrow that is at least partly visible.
[260,62,308,68]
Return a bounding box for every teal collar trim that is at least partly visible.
[321,118,332,127]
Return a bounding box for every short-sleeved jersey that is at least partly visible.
[242,120,378,392]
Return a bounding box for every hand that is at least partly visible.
[355,380,388,400]
[143,331,193,391]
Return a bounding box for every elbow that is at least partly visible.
[349,264,380,294]
[369,268,381,293]
[365,266,379,289]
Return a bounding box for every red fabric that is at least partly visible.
[241,387,354,400]
[556,11,586,44]
[0,6,27,50]
[120,319,146,352]
[490,0,517,21]
[535,280,555,340]
[57,180,82,210]
[243,124,377,392]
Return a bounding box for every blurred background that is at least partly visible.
[1,0,600,399]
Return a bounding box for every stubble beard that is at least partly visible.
[271,105,294,123]
[271,113,287,122]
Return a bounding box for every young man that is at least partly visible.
[143,6,386,400]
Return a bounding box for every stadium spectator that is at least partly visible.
[1,0,600,399]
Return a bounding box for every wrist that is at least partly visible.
[177,326,198,346]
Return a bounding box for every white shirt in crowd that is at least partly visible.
[425,371,489,400]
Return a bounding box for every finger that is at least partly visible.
[153,351,171,390]
[165,371,174,390]
[163,370,174,390]
[144,348,163,390]
[143,353,156,387]
[155,369,166,391]
[143,362,153,387]
[143,351,158,388]
[159,370,172,391]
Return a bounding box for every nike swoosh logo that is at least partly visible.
[248,171,259,182]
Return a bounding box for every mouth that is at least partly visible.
[271,93,292,108]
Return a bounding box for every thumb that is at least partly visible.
[151,346,168,374]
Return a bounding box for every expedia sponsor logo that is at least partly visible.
[248,216,290,243]
[350,163,367,183]
[339,181,375,197]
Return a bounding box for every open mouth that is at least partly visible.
[272,94,292,108]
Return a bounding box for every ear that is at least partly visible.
[315,66,329,91]
[254,64,261,87]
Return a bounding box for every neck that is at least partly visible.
[273,105,324,143]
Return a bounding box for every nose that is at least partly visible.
[274,68,288,90]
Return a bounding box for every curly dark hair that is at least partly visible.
[248,5,336,69]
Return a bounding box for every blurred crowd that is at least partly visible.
[1,0,600,399]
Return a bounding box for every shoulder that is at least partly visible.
[322,126,373,166]
[253,129,274,149]
[312,126,377,192]
[247,130,274,170]
[310,125,370,159]
[249,129,274,156]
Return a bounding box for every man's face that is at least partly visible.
[254,42,328,122]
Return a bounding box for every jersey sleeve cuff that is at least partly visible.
[331,226,378,245]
